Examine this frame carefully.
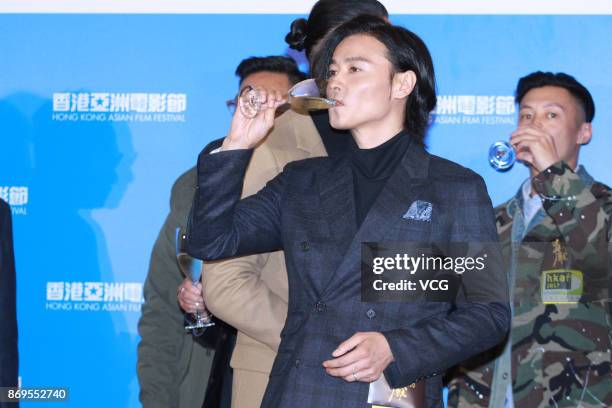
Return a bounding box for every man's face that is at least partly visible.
[238,71,292,118]
[326,34,397,130]
[517,86,591,166]
[240,71,292,101]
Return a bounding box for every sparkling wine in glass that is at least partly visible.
[488,140,516,171]
[175,228,215,334]
[238,78,336,118]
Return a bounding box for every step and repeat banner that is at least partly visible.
[1,1,611,406]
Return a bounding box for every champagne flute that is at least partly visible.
[238,78,337,118]
[488,140,516,171]
[175,228,215,335]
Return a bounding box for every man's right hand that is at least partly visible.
[222,87,286,151]
[510,124,560,172]
[177,278,205,314]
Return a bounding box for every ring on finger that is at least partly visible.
[352,371,358,381]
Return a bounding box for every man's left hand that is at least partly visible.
[323,332,394,383]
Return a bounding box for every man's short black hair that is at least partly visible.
[515,71,595,123]
[235,56,307,86]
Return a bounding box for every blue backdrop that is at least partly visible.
[1,12,611,407]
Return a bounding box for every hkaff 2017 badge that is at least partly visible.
[541,269,583,304]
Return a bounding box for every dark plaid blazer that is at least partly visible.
[187,140,510,408]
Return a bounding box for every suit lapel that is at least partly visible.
[314,157,358,292]
[319,142,432,298]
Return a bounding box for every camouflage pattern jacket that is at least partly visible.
[448,161,611,408]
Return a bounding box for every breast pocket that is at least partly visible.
[391,218,434,242]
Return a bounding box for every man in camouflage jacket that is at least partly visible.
[448,72,611,407]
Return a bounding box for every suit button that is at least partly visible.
[295,359,300,368]
[300,241,310,251]
[315,301,326,312]
[502,372,508,380]
[366,309,376,319]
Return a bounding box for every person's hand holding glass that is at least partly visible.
[222,78,337,152]
[489,123,562,172]
[176,229,214,335]
[238,78,336,118]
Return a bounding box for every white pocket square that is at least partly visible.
[403,200,432,222]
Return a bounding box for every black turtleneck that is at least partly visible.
[309,110,352,158]
[350,129,412,227]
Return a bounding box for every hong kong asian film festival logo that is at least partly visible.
[0,186,28,216]
[46,281,144,312]
[51,92,187,123]
[432,94,515,125]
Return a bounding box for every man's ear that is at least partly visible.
[392,70,417,100]
[577,122,592,145]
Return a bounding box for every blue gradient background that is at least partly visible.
[1,14,610,407]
